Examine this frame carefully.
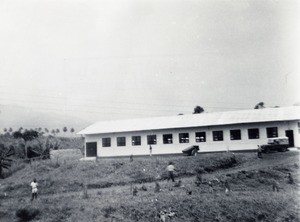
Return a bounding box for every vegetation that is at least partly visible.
[254,102,265,109]
[193,105,204,114]
[0,149,298,221]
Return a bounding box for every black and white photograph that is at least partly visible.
[0,0,299,221]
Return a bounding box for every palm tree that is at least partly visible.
[63,127,67,133]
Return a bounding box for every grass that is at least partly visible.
[0,150,299,221]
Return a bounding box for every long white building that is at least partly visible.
[78,106,300,158]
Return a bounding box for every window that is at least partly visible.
[230,129,241,140]
[117,137,126,146]
[266,127,278,138]
[248,128,259,139]
[102,138,111,147]
[147,135,157,145]
[195,132,206,142]
[163,134,173,144]
[213,131,223,141]
[179,133,189,143]
[132,136,141,146]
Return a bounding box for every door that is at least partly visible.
[86,142,97,157]
[285,130,294,147]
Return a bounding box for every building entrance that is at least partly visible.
[285,130,294,147]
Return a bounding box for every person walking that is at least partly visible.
[30,178,38,201]
[166,162,176,182]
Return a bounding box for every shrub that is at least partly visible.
[102,206,116,218]
[87,182,113,189]
[203,155,237,172]
[16,207,40,222]
[130,170,155,183]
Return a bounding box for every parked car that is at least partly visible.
[260,137,289,153]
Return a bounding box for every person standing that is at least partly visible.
[149,145,152,157]
[257,145,262,159]
[30,178,38,201]
[166,162,175,182]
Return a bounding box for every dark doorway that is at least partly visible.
[86,142,97,157]
[285,130,294,147]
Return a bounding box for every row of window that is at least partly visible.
[101,127,278,147]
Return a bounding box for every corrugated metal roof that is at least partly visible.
[78,106,300,135]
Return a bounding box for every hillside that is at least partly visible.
[0,150,299,221]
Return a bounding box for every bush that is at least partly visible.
[202,154,238,172]
[130,170,155,183]
[87,182,113,189]
[16,207,40,222]
[102,206,116,218]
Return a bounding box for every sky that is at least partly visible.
[0,0,299,125]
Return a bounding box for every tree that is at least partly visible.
[56,129,60,134]
[51,129,56,136]
[19,127,23,132]
[63,127,68,133]
[70,128,75,133]
[3,128,7,133]
[44,128,49,133]
[9,127,13,133]
[12,130,39,158]
[193,106,204,114]
[254,102,265,109]
[0,144,15,178]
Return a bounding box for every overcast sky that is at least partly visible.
[0,0,299,123]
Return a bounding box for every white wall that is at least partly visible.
[84,120,299,157]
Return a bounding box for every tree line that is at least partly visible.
[2,127,75,136]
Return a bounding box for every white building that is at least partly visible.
[78,106,300,158]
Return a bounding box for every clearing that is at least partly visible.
[0,150,299,222]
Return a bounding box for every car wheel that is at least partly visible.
[281,147,287,152]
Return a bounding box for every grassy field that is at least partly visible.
[0,150,299,222]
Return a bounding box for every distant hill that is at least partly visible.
[0,104,91,135]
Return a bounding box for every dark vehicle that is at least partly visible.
[182,145,199,156]
[260,137,289,153]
